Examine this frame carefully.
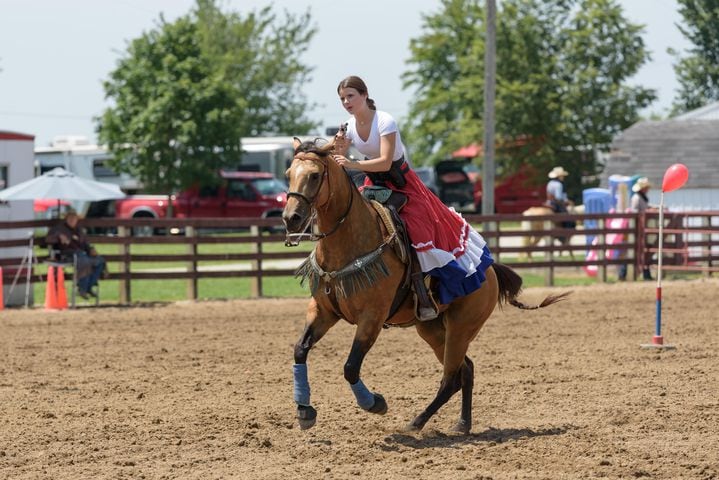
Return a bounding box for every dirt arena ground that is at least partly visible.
[1,278,718,479]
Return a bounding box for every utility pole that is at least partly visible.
[482,0,496,219]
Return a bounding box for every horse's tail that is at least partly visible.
[492,262,571,310]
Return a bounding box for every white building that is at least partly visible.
[0,131,35,306]
[604,102,719,211]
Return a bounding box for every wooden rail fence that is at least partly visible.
[1,211,717,305]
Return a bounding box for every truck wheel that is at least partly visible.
[132,213,156,237]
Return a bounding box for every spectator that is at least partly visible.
[618,177,655,281]
[46,210,107,299]
[633,177,656,280]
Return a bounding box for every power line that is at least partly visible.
[0,111,95,120]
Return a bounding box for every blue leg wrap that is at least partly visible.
[293,363,311,406]
[350,379,375,410]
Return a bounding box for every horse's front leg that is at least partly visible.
[293,299,338,430]
[345,316,387,415]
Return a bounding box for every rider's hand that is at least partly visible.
[332,154,354,169]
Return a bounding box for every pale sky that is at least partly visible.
[0,0,691,147]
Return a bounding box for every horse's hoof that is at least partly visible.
[452,420,471,434]
[296,405,317,430]
[367,393,388,415]
[403,420,423,433]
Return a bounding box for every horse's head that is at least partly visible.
[282,138,336,234]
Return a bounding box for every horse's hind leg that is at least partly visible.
[408,271,497,433]
[405,338,465,432]
[455,356,474,434]
[407,317,468,432]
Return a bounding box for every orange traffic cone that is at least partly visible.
[45,265,58,310]
[0,266,5,311]
[56,267,68,310]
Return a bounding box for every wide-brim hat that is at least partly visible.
[548,166,569,179]
[632,177,651,192]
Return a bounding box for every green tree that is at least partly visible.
[97,0,317,194]
[553,0,655,195]
[402,0,485,164]
[671,0,719,114]
[403,0,655,199]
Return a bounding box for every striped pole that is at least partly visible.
[641,164,687,350]
[653,191,665,346]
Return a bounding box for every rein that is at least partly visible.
[285,152,355,246]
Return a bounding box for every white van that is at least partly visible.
[238,136,297,180]
[239,135,367,185]
[35,136,142,192]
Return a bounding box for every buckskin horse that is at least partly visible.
[283,138,568,433]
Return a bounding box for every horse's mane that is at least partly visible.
[294,139,332,157]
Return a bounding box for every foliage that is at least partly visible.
[403,0,655,199]
[97,0,317,194]
[402,0,485,165]
[671,0,719,114]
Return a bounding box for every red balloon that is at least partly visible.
[662,163,689,193]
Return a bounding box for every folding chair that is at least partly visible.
[46,249,100,308]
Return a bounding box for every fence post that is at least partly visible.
[479,217,498,257]
[599,217,607,282]
[633,212,643,281]
[186,226,198,300]
[250,225,263,297]
[703,214,712,277]
[544,218,554,286]
[118,225,131,304]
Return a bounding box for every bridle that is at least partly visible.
[285,151,354,246]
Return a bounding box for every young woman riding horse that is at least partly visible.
[332,76,493,321]
[283,135,568,433]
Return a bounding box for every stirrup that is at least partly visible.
[418,306,438,321]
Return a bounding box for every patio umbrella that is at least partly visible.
[1,167,126,307]
[0,167,126,203]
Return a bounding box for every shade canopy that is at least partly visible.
[0,167,126,202]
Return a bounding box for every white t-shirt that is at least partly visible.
[631,192,649,212]
[345,110,406,162]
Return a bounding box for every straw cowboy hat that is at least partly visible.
[632,177,652,192]
[548,166,569,179]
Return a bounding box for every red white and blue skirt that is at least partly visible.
[363,166,493,305]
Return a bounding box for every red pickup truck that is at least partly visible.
[113,170,287,231]
[472,167,546,214]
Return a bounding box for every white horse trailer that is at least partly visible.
[0,131,35,306]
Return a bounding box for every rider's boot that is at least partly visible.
[411,271,438,321]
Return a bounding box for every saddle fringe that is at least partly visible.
[295,248,391,299]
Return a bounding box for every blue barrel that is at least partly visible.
[582,188,613,245]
